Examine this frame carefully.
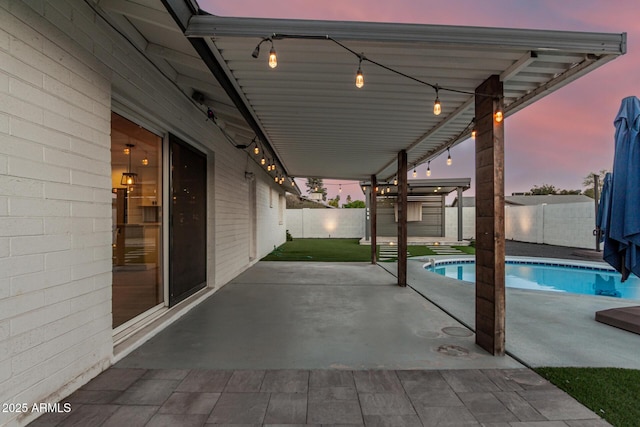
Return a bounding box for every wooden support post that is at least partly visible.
[370,174,377,264]
[397,150,408,286]
[594,173,601,252]
[457,187,463,242]
[474,74,505,356]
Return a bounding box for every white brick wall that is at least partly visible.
[0,2,113,425]
[505,203,595,249]
[286,208,365,238]
[444,207,475,240]
[0,1,287,425]
[257,181,286,258]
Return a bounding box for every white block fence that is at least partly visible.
[287,202,597,249]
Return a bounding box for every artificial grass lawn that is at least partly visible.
[262,238,476,261]
[262,238,372,261]
[535,367,640,427]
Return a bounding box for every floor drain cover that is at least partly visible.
[442,327,474,337]
[437,344,470,357]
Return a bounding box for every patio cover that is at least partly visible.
[99,0,625,183]
[154,0,624,182]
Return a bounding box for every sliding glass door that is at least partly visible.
[169,135,207,306]
[111,113,163,328]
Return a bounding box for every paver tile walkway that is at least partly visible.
[30,368,610,426]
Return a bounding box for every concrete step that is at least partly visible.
[427,244,464,255]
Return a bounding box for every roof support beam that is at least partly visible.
[474,74,505,356]
[500,51,538,81]
[377,98,474,179]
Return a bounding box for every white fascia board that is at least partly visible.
[186,15,625,55]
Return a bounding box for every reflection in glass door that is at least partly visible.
[111,113,163,328]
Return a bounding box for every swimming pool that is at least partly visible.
[426,258,640,299]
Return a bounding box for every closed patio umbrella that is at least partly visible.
[602,96,640,281]
[596,172,612,243]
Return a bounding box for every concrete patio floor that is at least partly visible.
[30,260,620,426]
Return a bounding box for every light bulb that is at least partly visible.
[261,157,266,165]
[495,110,503,123]
[426,162,431,177]
[393,178,398,186]
[447,149,452,166]
[141,157,148,166]
[275,175,279,182]
[386,186,390,193]
[126,176,133,185]
[123,147,130,155]
[268,46,277,68]
[412,169,417,178]
[433,96,442,116]
[471,129,477,139]
[339,185,342,193]
[362,186,366,192]
[355,67,364,88]
[254,146,259,155]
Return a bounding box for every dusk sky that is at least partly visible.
[200,0,639,202]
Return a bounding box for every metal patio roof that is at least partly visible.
[100,0,625,184]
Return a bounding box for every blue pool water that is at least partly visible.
[427,260,640,299]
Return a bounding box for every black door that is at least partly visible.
[169,135,207,306]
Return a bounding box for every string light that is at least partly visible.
[393,177,398,186]
[447,148,452,166]
[261,156,266,165]
[386,186,390,193]
[355,56,364,88]
[433,85,442,116]
[412,168,417,178]
[254,146,259,155]
[251,34,503,115]
[268,43,277,68]
[426,161,431,177]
